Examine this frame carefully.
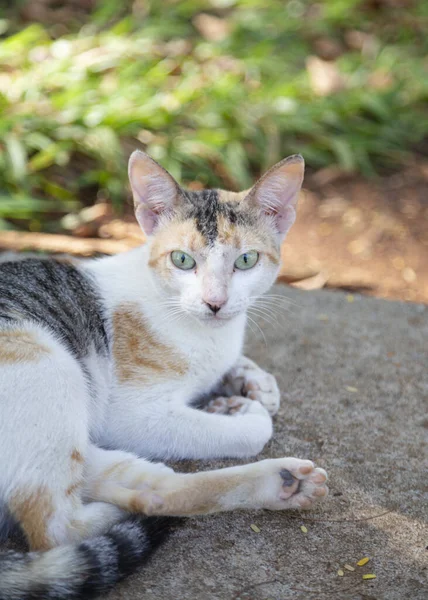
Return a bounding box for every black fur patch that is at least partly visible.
[183,190,252,244]
[0,258,109,360]
[0,517,176,600]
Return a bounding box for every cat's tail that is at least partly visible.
[0,516,174,600]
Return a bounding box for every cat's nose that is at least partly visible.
[206,302,223,314]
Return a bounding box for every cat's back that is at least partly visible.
[0,257,109,359]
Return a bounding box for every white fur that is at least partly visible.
[85,244,275,460]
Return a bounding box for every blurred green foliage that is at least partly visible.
[1,0,428,231]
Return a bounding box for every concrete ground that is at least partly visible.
[4,286,428,599]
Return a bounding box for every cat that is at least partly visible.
[0,151,328,599]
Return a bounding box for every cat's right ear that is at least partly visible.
[129,150,180,235]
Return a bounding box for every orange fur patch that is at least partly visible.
[71,449,84,464]
[149,219,206,273]
[217,189,250,203]
[155,472,245,516]
[216,214,240,247]
[113,304,188,384]
[99,459,135,485]
[9,487,54,550]
[0,330,49,364]
[90,458,263,517]
[65,480,82,498]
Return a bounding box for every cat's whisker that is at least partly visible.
[246,315,267,347]
[251,298,293,317]
[159,300,182,308]
[253,302,289,317]
[255,298,297,310]
[248,312,285,334]
[252,307,290,324]
[161,308,186,326]
[253,298,297,315]
[249,294,297,307]
[259,294,300,307]
[247,307,278,329]
[249,306,278,324]
[253,298,289,311]
[245,316,256,335]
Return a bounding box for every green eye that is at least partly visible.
[171,250,196,270]
[234,250,259,270]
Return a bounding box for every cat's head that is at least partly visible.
[129,151,304,326]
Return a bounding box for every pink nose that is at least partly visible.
[204,298,227,314]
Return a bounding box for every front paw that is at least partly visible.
[206,396,272,456]
[206,396,270,418]
[228,357,281,416]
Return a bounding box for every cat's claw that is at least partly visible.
[249,457,329,510]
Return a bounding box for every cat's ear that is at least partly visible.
[246,154,304,237]
[129,150,181,235]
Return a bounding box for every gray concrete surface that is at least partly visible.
[4,286,428,599]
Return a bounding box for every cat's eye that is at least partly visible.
[234,250,259,270]
[171,250,196,270]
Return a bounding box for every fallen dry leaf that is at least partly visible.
[193,14,231,42]
[306,56,345,96]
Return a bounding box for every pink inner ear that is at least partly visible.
[275,205,296,235]
[129,150,180,236]
[258,183,299,236]
[135,205,159,236]
[252,157,304,237]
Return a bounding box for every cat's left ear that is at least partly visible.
[246,154,304,238]
[129,150,181,235]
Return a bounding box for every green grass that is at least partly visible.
[1,0,428,231]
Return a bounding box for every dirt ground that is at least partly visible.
[282,164,428,304]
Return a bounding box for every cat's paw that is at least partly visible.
[227,356,280,416]
[248,457,328,511]
[206,396,269,418]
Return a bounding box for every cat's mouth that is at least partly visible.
[198,310,241,326]
[180,303,244,325]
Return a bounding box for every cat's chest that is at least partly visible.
[184,328,242,383]
[110,305,245,400]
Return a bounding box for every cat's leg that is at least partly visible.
[84,446,328,516]
[208,356,280,416]
[103,399,273,460]
[1,325,124,550]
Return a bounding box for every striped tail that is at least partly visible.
[0,517,173,600]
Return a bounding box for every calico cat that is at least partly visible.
[0,151,328,599]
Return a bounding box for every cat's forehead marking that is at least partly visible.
[216,213,240,247]
[183,189,253,245]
